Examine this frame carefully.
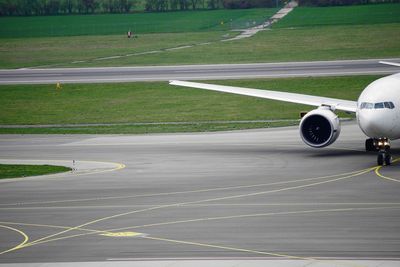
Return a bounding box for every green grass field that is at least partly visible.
[62,23,400,68]
[0,75,378,134]
[0,164,71,179]
[1,4,399,69]
[274,3,400,28]
[0,8,277,38]
[1,23,399,69]
[0,31,231,68]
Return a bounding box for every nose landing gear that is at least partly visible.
[366,138,392,166]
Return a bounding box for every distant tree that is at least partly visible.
[145,0,156,10]
[169,0,179,10]
[179,0,189,9]
[44,0,61,14]
[119,0,136,12]
[60,0,76,13]
[207,0,223,9]
[102,0,116,12]
[80,0,97,13]
[190,0,199,9]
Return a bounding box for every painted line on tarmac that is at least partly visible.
[141,235,378,267]
[0,224,29,255]
[0,221,112,235]
[100,206,400,235]
[0,159,125,183]
[144,235,315,261]
[0,167,367,207]
[374,158,400,183]
[17,166,373,251]
[5,205,400,256]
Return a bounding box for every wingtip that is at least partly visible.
[169,80,180,85]
[379,61,400,67]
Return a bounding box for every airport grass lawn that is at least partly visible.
[0,31,233,69]
[1,4,400,69]
[0,8,277,38]
[0,121,299,134]
[273,3,400,28]
[73,23,400,67]
[0,75,377,134]
[1,23,399,69]
[0,164,71,179]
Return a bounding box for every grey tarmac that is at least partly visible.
[0,122,399,266]
[0,58,400,85]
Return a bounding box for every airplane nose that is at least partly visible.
[358,110,387,138]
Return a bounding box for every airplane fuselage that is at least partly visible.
[357,73,400,140]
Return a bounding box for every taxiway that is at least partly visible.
[0,122,399,266]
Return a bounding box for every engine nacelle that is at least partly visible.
[299,107,341,148]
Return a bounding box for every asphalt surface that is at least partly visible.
[1,58,400,84]
[0,122,400,266]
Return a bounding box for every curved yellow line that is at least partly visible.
[0,167,365,207]
[0,224,29,255]
[375,158,400,183]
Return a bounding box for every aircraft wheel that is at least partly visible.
[385,154,392,166]
[377,152,384,166]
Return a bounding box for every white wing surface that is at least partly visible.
[379,61,400,67]
[170,80,357,113]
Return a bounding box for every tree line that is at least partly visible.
[1,0,398,15]
[0,0,283,15]
[145,0,282,11]
[0,0,136,15]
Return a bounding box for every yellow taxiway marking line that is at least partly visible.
[143,236,366,267]
[100,206,400,234]
[15,166,374,251]
[0,224,29,255]
[0,221,112,235]
[374,158,400,183]
[72,161,126,177]
[0,159,125,183]
[0,168,365,207]
[1,163,380,257]
[17,205,400,252]
[100,232,143,237]
[145,235,314,260]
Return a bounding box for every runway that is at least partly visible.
[1,58,400,84]
[0,122,399,266]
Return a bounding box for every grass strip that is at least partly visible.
[0,75,370,126]
[0,8,277,38]
[0,121,300,134]
[2,23,398,69]
[274,3,400,28]
[0,164,71,179]
[0,75,373,134]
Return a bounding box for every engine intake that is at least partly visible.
[299,108,341,148]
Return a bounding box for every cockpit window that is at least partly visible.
[360,102,373,109]
[385,102,395,109]
[360,102,395,110]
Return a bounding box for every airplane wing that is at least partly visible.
[169,80,357,113]
[379,61,400,67]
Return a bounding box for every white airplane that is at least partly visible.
[170,61,400,166]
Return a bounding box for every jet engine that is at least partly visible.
[299,107,341,148]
